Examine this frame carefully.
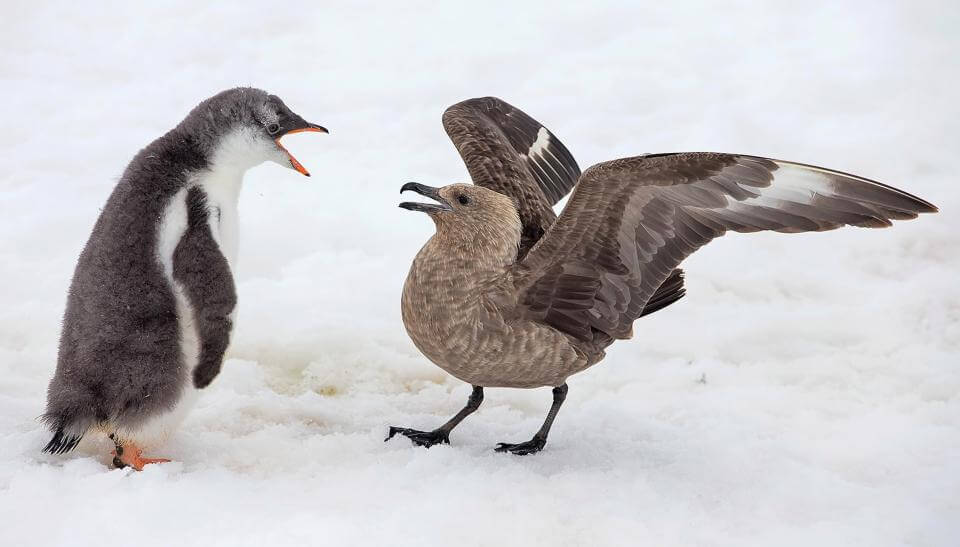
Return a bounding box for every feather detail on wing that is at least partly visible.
[512,153,937,343]
[443,97,581,257]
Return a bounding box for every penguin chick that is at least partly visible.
[42,87,327,469]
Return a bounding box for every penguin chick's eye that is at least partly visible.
[266,123,280,135]
[457,194,471,205]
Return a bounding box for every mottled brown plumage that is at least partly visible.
[388,98,938,455]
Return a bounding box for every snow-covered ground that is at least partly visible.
[1,2,957,545]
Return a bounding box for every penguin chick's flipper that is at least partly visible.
[111,438,171,471]
[174,188,238,389]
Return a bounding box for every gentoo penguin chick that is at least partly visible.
[387,97,937,455]
[42,87,327,469]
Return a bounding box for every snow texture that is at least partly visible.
[1,2,957,546]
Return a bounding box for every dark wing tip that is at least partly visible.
[638,268,686,318]
[835,171,939,216]
[913,197,939,214]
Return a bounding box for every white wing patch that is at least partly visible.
[523,127,551,159]
[522,127,571,185]
[738,162,836,207]
[692,158,926,231]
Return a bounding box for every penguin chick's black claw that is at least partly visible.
[111,436,126,468]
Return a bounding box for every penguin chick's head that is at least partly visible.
[399,182,522,256]
[180,87,328,176]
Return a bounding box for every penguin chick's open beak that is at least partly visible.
[399,182,453,213]
[275,123,328,177]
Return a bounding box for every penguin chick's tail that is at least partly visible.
[40,413,92,455]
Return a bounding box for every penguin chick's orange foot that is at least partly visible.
[111,442,171,471]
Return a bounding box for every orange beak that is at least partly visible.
[275,125,328,177]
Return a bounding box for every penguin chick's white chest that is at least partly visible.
[193,167,242,268]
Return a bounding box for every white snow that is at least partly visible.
[1,2,958,546]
